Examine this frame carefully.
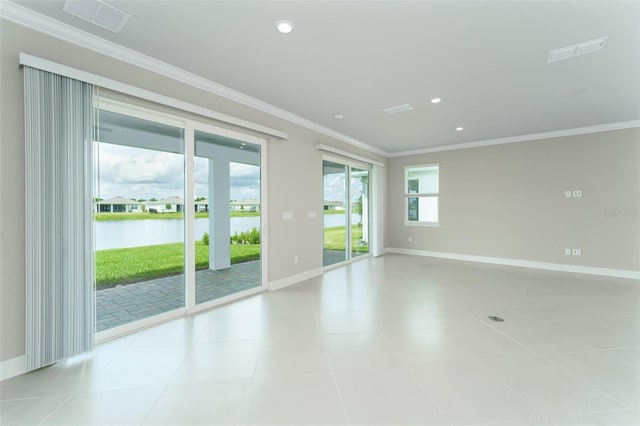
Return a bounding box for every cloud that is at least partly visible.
[96,143,184,199]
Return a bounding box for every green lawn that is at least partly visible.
[95,241,260,287]
[324,225,369,253]
[94,211,259,221]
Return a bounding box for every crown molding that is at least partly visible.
[0,1,386,157]
[387,120,640,157]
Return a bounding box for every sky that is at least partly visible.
[96,143,260,201]
[96,142,363,203]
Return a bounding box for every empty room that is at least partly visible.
[0,1,638,425]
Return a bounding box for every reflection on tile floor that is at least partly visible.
[2,254,639,426]
[96,260,261,331]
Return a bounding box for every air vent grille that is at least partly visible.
[63,0,131,33]
[547,36,608,64]
[382,104,413,115]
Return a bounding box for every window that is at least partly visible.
[404,164,439,225]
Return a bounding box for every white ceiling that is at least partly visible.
[8,0,640,154]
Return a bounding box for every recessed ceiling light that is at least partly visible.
[241,142,246,146]
[239,146,245,149]
[455,127,464,131]
[430,97,442,104]
[332,113,345,120]
[275,19,295,34]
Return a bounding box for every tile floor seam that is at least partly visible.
[578,314,640,340]
[138,384,171,426]
[242,338,261,425]
[315,310,351,426]
[537,345,640,359]
[242,364,259,426]
[35,393,74,426]
[450,309,554,424]
[462,312,632,415]
[604,349,640,368]
[379,331,454,426]
[541,352,635,411]
[463,353,555,425]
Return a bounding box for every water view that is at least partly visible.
[95,214,361,250]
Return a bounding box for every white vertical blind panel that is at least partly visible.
[24,66,95,371]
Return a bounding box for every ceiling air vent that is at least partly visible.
[63,0,131,33]
[382,104,413,115]
[547,36,608,64]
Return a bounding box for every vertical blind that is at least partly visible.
[24,66,95,371]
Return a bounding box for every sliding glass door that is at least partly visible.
[323,160,370,267]
[93,98,266,335]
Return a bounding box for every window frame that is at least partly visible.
[404,163,440,227]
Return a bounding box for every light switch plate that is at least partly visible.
[282,211,293,220]
[308,210,317,219]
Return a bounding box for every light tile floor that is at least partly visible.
[1,254,639,425]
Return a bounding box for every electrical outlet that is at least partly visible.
[408,236,412,242]
[572,190,582,198]
[565,191,572,198]
[564,248,572,256]
[572,249,582,256]
[294,255,299,264]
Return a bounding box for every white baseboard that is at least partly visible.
[0,355,26,381]
[268,267,324,291]
[385,248,640,280]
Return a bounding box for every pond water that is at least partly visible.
[95,213,361,250]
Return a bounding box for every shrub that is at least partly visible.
[230,227,260,245]
[202,232,209,245]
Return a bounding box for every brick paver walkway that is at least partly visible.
[96,261,261,332]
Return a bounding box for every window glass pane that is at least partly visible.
[194,130,261,304]
[419,196,438,222]
[351,168,369,258]
[407,197,419,221]
[407,196,438,223]
[323,161,347,266]
[94,111,185,332]
[407,166,438,194]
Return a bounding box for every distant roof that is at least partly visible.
[195,199,208,205]
[149,196,184,204]
[324,200,344,206]
[230,199,260,205]
[96,196,140,205]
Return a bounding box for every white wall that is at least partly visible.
[387,128,640,273]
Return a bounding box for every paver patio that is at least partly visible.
[96,260,261,332]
